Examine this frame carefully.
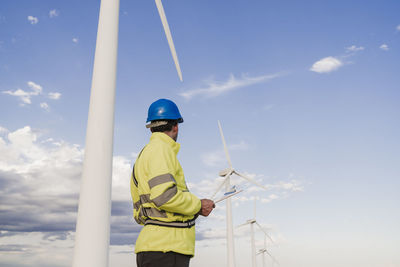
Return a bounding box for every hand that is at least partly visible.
[199,199,215,217]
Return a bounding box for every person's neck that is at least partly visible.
[162,131,176,142]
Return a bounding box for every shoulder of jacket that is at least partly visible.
[144,139,172,155]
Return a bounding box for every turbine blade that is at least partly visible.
[210,173,229,199]
[254,198,257,219]
[155,0,183,81]
[236,221,250,229]
[266,250,279,266]
[234,171,268,190]
[255,221,267,235]
[255,221,274,244]
[218,121,233,169]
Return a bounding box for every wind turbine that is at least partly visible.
[72,1,183,267]
[236,199,273,267]
[256,222,279,267]
[211,121,268,267]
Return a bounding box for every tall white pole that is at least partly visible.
[262,252,265,267]
[225,177,236,267]
[251,223,257,267]
[252,199,257,267]
[72,0,119,267]
[263,236,266,267]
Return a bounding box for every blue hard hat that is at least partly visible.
[146,99,184,123]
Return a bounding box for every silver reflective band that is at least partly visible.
[152,185,178,207]
[144,218,196,228]
[148,174,176,189]
[142,207,167,218]
[134,194,152,210]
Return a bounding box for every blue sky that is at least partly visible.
[1,0,399,266]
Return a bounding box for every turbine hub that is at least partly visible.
[219,168,233,177]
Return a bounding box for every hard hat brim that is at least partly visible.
[145,118,183,129]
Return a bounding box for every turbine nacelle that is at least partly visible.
[219,168,233,177]
[247,219,256,224]
[257,248,267,255]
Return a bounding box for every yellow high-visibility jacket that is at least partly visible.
[131,132,201,256]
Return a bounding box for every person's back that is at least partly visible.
[131,99,215,267]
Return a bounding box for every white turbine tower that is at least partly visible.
[211,121,268,267]
[72,1,183,267]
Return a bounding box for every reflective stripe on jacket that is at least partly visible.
[131,132,201,256]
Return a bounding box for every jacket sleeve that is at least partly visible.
[146,146,201,216]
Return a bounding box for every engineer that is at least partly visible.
[131,98,215,267]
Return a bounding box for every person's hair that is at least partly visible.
[150,120,178,133]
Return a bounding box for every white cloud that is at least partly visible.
[379,44,389,51]
[27,81,42,94]
[310,56,343,73]
[396,25,400,32]
[187,177,220,198]
[0,125,139,256]
[49,9,59,18]
[0,126,8,135]
[265,179,304,192]
[48,92,61,100]
[179,72,282,100]
[2,89,32,104]
[203,177,304,205]
[112,155,134,201]
[40,102,50,111]
[2,81,43,105]
[72,38,79,44]
[269,194,279,200]
[27,16,38,25]
[261,198,272,203]
[346,45,364,52]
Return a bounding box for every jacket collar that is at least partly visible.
[150,132,181,154]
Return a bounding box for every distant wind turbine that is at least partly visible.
[236,199,274,267]
[256,223,279,267]
[72,1,184,267]
[211,121,268,267]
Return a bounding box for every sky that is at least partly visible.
[0,0,399,266]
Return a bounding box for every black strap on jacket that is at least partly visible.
[132,146,147,187]
[144,218,196,228]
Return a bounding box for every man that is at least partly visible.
[131,98,215,267]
